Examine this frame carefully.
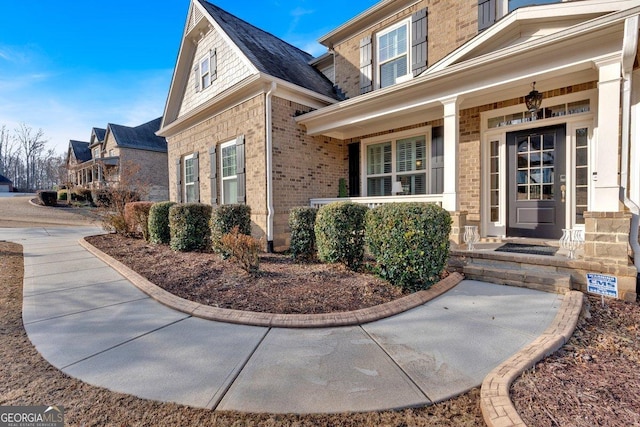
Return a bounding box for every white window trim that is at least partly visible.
[199,53,211,90]
[360,126,432,196]
[183,153,196,203]
[375,18,411,89]
[480,90,596,238]
[220,140,237,205]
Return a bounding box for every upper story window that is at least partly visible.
[92,148,100,159]
[508,0,562,12]
[377,20,409,89]
[193,49,217,92]
[479,0,563,31]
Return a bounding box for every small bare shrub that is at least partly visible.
[124,201,154,240]
[219,226,261,274]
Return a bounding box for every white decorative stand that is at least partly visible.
[464,225,480,251]
[560,228,584,259]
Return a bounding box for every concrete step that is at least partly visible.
[463,264,572,294]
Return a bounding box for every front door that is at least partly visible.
[507,125,566,239]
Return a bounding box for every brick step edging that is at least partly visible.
[480,290,584,427]
[79,237,464,328]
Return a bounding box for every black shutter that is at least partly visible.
[431,126,444,194]
[348,143,360,197]
[412,8,428,77]
[209,145,217,206]
[193,63,200,92]
[359,36,373,94]
[175,158,182,203]
[235,135,246,204]
[193,151,200,203]
[211,49,217,82]
[478,0,496,31]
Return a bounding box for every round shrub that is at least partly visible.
[148,201,176,244]
[37,190,57,206]
[289,207,317,261]
[124,201,154,240]
[169,203,213,252]
[314,202,368,270]
[57,190,68,201]
[365,203,451,292]
[210,204,252,255]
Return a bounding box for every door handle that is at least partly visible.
[560,184,566,203]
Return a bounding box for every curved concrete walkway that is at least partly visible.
[5,226,566,414]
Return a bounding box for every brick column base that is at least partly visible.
[449,210,468,247]
[583,211,632,265]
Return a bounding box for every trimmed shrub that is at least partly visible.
[124,201,154,240]
[169,203,212,252]
[148,201,176,245]
[37,190,57,206]
[314,202,368,270]
[57,190,68,201]
[210,204,252,255]
[288,207,317,261]
[72,187,93,203]
[219,226,261,274]
[365,203,451,292]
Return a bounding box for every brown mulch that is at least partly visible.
[511,295,640,426]
[1,240,484,426]
[85,233,409,314]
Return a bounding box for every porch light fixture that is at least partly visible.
[524,81,543,115]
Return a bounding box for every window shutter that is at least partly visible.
[359,36,373,94]
[235,135,246,204]
[412,8,428,77]
[193,64,200,92]
[211,49,217,82]
[209,145,217,206]
[431,126,444,194]
[478,0,496,31]
[193,151,200,202]
[175,158,182,203]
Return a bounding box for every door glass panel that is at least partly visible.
[575,127,589,224]
[514,132,555,201]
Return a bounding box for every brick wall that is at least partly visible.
[119,148,169,202]
[333,0,477,99]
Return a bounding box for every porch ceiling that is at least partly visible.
[297,10,631,140]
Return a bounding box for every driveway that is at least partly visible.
[0,195,100,228]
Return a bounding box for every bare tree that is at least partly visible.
[14,123,47,191]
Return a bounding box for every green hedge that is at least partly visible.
[169,203,213,252]
[37,190,57,206]
[148,201,176,244]
[315,202,368,270]
[210,204,251,255]
[365,203,451,292]
[288,207,317,261]
[57,190,68,201]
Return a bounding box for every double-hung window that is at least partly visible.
[194,49,216,91]
[200,54,211,89]
[377,20,409,88]
[221,141,238,204]
[364,128,441,196]
[183,153,197,203]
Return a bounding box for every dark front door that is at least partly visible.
[507,125,566,239]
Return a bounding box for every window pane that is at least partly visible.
[396,137,426,172]
[367,142,391,175]
[397,173,426,195]
[184,157,194,183]
[380,56,407,88]
[367,176,391,196]
[223,179,238,204]
[378,25,407,62]
[186,184,196,203]
[222,145,237,177]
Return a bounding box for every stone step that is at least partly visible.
[463,264,572,294]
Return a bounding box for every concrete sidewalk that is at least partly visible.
[5,226,564,414]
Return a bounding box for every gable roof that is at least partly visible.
[198,1,338,99]
[0,174,12,184]
[92,127,106,142]
[107,117,167,153]
[69,140,91,162]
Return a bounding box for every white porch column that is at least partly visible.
[593,57,622,211]
[441,96,459,212]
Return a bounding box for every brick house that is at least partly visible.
[0,174,13,192]
[66,117,169,201]
[159,0,640,300]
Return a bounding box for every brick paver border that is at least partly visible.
[79,237,463,328]
[480,290,584,427]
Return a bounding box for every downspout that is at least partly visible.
[620,15,640,271]
[265,81,277,253]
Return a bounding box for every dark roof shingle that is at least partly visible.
[70,140,91,162]
[0,174,12,184]
[199,1,339,100]
[92,127,106,142]
[108,117,167,152]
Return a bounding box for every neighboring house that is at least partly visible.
[66,117,169,201]
[159,0,640,300]
[0,174,13,192]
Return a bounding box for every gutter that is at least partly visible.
[620,15,640,271]
[265,82,276,253]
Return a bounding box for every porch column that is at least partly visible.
[441,96,459,212]
[593,57,622,211]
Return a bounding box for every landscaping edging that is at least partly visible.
[79,237,464,328]
[480,290,584,427]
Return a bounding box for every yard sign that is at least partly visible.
[586,273,618,299]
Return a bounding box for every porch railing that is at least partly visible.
[310,194,444,209]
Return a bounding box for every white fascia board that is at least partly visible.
[265,74,338,109]
[430,0,640,73]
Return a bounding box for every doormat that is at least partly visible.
[495,243,558,256]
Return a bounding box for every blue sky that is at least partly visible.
[0,0,378,155]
